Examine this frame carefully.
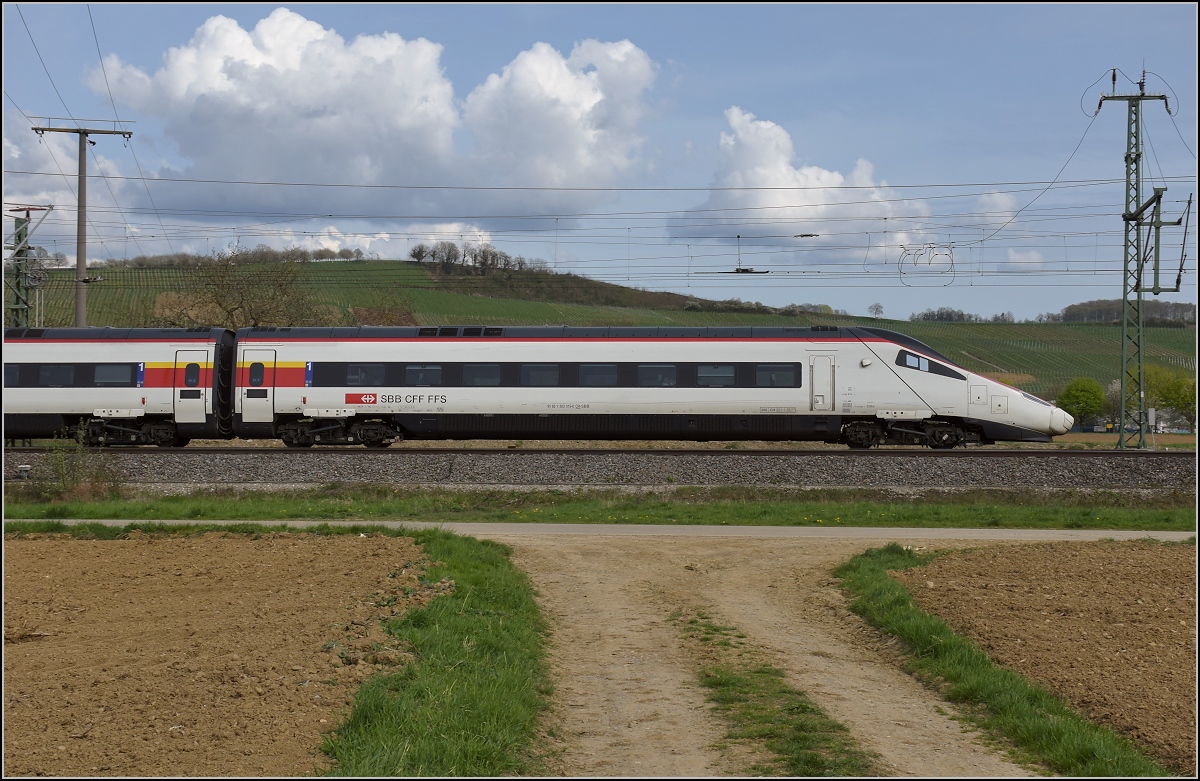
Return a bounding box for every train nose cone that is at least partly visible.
[1049,407,1073,436]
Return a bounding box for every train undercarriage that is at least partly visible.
[270,414,992,450]
[276,418,404,448]
[10,413,1026,451]
[840,419,986,450]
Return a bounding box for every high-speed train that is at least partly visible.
[2,324,1073,448]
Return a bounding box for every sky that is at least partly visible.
[3,3,1197,322]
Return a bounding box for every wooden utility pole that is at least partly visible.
[30,120,132,326]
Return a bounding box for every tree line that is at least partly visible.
[1056,369,1196,433]
[909,307,1016,323]
[11,241,1191,329]
[910,300,1196,326]
[1036,299,1196,326]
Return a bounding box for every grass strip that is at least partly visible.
[3,520,553,777]
[5,484,1195,531]
[320,527,551,776]
[671,607,879,776]
[832,543,1172,777]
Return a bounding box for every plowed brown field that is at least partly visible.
[3,532,1195,777]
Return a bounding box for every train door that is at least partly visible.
[174,350,208,424]
[810,355,834,412]
[241,349,276,423]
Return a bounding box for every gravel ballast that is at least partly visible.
[5,448,1195,492]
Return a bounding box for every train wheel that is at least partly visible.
[284,440,313,448]
[364,440,390,448]
[925,426,962,449]
[157,437,190,448]
[842,422,881,449]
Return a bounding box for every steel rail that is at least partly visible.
[5,446,1194,458]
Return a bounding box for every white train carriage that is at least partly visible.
[3,327,235,446]
[230,325,1072,448]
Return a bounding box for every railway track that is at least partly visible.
[5,445,1195,491]
[4,445,1194,458]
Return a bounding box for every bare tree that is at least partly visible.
[157,249,344,329]
[868,302,884,318]
[430,241,461,273]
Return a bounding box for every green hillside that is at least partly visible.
[20,261,1197,398]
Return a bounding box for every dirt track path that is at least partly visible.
[6,523,1190,777]
[487,533,1035,777]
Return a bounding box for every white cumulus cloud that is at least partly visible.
[0,7,664,261]
[671,107,928,267]
[463,39,656,190]
[90,8,459,192]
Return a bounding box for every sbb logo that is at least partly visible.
[346,393,377,404]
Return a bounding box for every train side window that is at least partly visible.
[462,363,502,386]
[406,364,442,386]
[904,352,916,369]
[638,364,676,387]
[249,362,265,387]
[898,350,929,372]
[697,364,735,387]
[756,364,797,387]
[579,364,618,387]
[95,363,134,387]
[184,363,201,387]
[896,350,965,380]
[4,364,17,386]
[310,363,343,387]
[347,363,385,386]
[520,364,559,387]
[38,365,75,387]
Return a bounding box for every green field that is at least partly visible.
[26,261,1196,398]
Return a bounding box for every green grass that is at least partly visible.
[2,520,553,777]
[320,527,551,776]
[671,606,879,776]
[5,485,1194,532]
[832,543,1175,776]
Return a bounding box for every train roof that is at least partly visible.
[236,324,848,339]
[2,324,953,366]
[853,327,954,364]
[3,326,233,341]
[234,324,955,363]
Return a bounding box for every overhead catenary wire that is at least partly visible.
[4,22,1193,293]
[87,2,175,256]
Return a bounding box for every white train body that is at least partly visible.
[4,325,1071,448]
[228,325,1071,448]
[4,327,234,446]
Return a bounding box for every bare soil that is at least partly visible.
[891,540,1196,775]
[3,532,1195,777]
[2,532,453,777]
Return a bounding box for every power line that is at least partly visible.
[87,2,174,256]
[7,168,1191,193]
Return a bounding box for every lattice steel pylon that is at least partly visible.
[1098,71,1170,449]
[4,206,53,328]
